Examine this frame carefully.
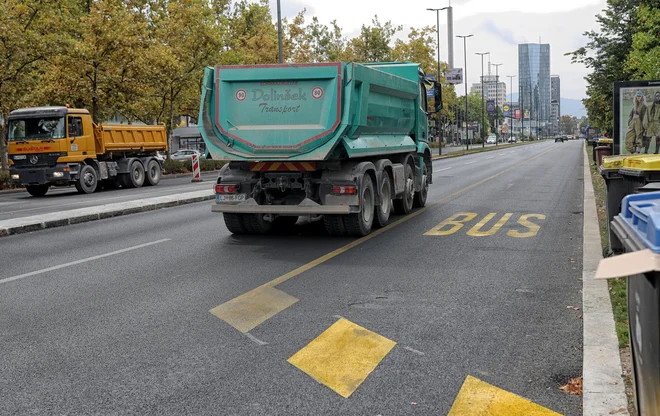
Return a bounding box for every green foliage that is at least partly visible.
[0,169,12,190]
[163,158,225,174]
[626,3,660,79]
[561,115,579,135]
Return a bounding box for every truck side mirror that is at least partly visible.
[433,81,442,112]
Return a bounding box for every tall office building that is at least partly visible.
[518,44,551,135]
[470,75,507,108]
[551,76,560,135]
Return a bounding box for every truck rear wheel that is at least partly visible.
[26,184,49,197]
[393,164,414,215]
[243,214,272,234]
[413,163,429,208]
[324,215,346,236]
[145,159,161,186]
[124,160,145,188]
[374,173,392,228]
[223,213,248,234]
[344,174,375,236]
[75,164,98,194]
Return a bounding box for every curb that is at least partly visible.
[0,190,214,238]
[160,170,221,180]
[581,145,629,415]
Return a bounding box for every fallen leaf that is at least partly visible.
[560,377,583,395]
[411,402,417,406]
[570,258,576,262]
[576,314,583,319]
[609,381,618,385]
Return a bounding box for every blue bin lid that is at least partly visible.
[620,191,660,253]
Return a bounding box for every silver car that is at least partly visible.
[170,149,201,161]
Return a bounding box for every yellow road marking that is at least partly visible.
[508,214,547,238]
[287,318,396,398]
[209,286,299,333]
[466,213,513,237]
[210,147,558,329]
[448,375,562,415]
[424,212,477,236]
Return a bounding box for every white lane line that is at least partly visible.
[404,346,425,356]
[463,161,477,165]
[433,167,453,173]
[485,156,494,160]
[0,239,171,285]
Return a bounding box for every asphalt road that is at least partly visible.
[0,172,218,222]
[0,140,584,415]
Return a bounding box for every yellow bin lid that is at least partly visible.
[622,154,660,170]
[598,138,614,144]
[601,155,628,170]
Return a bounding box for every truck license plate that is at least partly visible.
[216,194,246,202]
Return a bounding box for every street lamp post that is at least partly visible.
[427,7,448,156]
[492,63,502,145]
[457,34,473,151]
[276,0,283,63]
[506,75,516,142]
[475,52,489,148]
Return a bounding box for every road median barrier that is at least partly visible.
[432,140,549,160]
[0,189,214,238]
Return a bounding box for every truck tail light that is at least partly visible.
[215,184,239,194]
[332,185,357,195]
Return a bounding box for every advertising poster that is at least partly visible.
[487,100,495,114]
[446,68,463,84]
[514,109,522,119]
[425,74,436,98]
[502,104,511,118]
[614,80,660,155]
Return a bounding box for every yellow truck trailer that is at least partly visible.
[7,106,167,196]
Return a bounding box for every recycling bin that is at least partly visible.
[610,191,660,416]
[595,145,613,168]
[599,155,630,253]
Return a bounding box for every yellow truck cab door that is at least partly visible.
[64,114,93,161]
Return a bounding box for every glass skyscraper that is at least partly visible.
[518,44,551,134]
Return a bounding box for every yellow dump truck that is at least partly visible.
[7,106,167,196]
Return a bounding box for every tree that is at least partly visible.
[466,92,488,138]
[568,0,642,134]
[626,3,660,79]
[342,16,401,62]
[0,0,67,169]
[560,115,578,135]
[282,10,344,63]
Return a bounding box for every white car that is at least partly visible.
[170,149,201,161]
[486,134,497,144]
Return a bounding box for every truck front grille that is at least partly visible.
[12,153,64,168]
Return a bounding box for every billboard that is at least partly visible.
[502,104,511,117]
[614,80,660,155]
[487,100,496,114]
[514,109,522,119]
[425,74,436,98]
[446,68,463,84]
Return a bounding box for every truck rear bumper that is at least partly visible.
[212,198,352,215]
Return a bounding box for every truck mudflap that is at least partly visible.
[211,197,352,215]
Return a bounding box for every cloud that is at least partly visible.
[481,20,523,46]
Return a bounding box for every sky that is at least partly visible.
[264,0,607,101]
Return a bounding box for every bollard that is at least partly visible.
[191,153,203,182]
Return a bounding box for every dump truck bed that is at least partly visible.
[199,62,422,161]
[94,124,167,154]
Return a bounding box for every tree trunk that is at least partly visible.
[0,116,8,170]
[168,86,175,160]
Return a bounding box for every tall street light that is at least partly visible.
[475,52,489,148]
[277,0,283,63]
[427,7,448,156]
[506,75,516,143]
[457,34,473,150]
[492,63,502,145]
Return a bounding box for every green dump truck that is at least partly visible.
[199,62,439,236]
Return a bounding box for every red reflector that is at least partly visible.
[215,184,238,193]
[332,185,357,195]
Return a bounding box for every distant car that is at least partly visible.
[508,137,517,143]
[555,136,564,143]
[486,134,497,144]
[170,149,201,161]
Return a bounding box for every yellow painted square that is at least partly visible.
[209,286,298,333]
[448,376,562,415]
[287,318,396,398]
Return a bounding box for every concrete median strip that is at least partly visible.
[0,189,214,238]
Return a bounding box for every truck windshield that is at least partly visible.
[8,117,66,141]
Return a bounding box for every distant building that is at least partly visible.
[551,75,561,135]
[518,43,551,136]
[470,75,507,109]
